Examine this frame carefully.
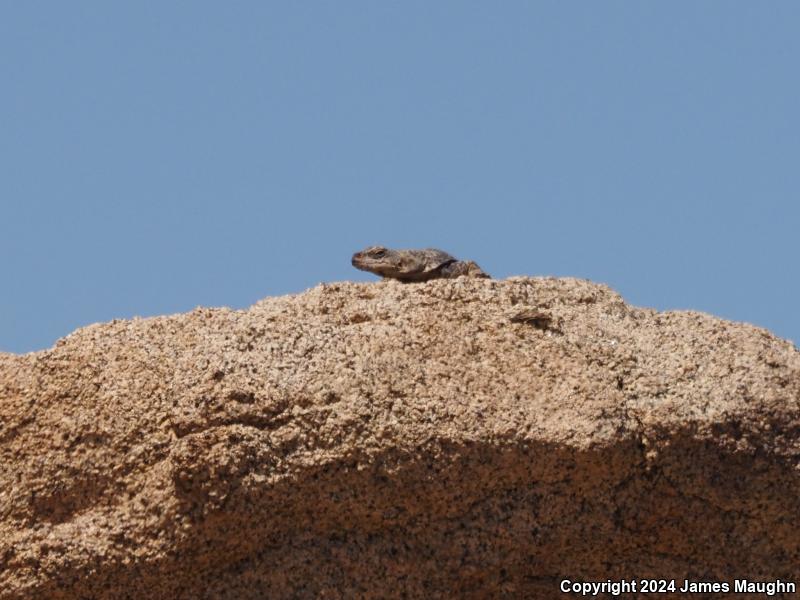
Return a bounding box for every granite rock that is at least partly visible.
[1,277,798,598]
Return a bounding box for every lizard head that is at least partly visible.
[351,245,400,277]
[352,246,460,281]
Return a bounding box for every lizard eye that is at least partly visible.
[371,249,386,258]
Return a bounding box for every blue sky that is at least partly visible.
[2,3,798,353]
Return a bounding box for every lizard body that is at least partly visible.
[351,246,490,282]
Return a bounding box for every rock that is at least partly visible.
[1,277,798,599]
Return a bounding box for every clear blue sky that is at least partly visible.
[2,3,798,353]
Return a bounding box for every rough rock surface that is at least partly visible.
[1,277,799,599]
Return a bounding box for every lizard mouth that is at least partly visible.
[351,254,367,270]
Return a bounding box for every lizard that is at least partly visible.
[351,245,490,282]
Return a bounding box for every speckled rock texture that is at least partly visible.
[1,278,798,599]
